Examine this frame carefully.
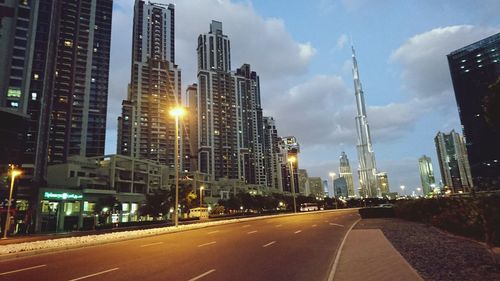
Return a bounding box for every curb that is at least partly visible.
[326,216,361,281]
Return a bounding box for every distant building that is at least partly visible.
[262,117,281,192]
[281,136,300,194]
[376,172,389,196]
[322,180,330,197]
[308,177,324,198]
[298,169,310,195]
[435,130,473,193]
[418,155,436,195]
[334,177,348,198]
[339,152,355,197]
[447,32,500,189]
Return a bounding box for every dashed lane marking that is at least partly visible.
[198,241,217,247]
[262,241,276,247]
[0,265,47,276]
[188,269,216,281]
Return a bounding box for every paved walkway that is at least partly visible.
[334,229,423,281]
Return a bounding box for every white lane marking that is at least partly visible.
[247,230,258,234]
[329,223,344,227]
[327,218,361,281]
[275,224,282,227]
[188,269,216,281]
[242,225,251,228]
[294,230,302,234]
[312,224,317,227]
[0,264,47,276]
[198,241,216,247]
[262,241,276,248]
[208,230,220,234]
[68,267,119,281]
[140,242,163,247]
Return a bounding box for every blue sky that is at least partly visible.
[106,0,500,195]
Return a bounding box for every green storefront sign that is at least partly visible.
[44,192,83,200]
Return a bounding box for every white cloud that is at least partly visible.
[391,25,499,101]
[336,34,348,50]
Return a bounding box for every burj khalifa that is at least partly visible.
[352,46,379,198]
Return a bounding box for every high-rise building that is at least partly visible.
[351,47,378,198]
[418,155,435,195]
[186,83,198,172]
[48,0,113,164]
[298,169,309,195]
[339,151,355,197]
[308,177,324,198]
[435,130,473,193]
[117,1,188,170]
[235,64,265,185]
[281,136,300,194]
[197,21,239,181]
[334,177,349,198]
[263,116,281,191]
[376,172,389,196]
[447,33,500,189]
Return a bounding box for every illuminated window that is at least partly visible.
[64,40,73,47]
[7,88,21,98]
[34,73,39,80]
[31,92,37,100]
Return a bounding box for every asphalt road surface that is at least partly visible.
[0,209,359,281]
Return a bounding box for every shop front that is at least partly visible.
[36,188,84,233]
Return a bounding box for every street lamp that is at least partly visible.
[416,187,422,197]
[329,172,338,209]
[199,186,204,207]
[400,185,405,197]
[170,106,185,227]
[288,156,297,213]
[2,166,22,239]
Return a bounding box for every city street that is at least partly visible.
[0,210,359,281]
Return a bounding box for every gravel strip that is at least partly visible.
[356,218,500,281]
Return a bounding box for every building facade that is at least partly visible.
[435,130,473,193]
[447,33,500,189]
[351,47,379,198]
[418,155,436,195]
[376,172,389,196]
[117,1,189,171]
[334,177,349,198]
[262,116,281,192]
[339,151,355,197]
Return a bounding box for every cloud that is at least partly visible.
[390,25,499,101]
[336,34,348,50]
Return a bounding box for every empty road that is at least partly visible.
[0,209,359,281]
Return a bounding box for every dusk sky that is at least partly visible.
[105,0,500,194]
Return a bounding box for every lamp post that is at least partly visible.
[2,166,22,239]
[170,106,185,227]
[329,172,338,209]
[416,187,422,197]
[199,186,204,207]
[288,156,297,213]
[400,185,405,197]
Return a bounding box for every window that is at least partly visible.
[31,92,37,100]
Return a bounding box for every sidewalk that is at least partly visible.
[333,228,423,281]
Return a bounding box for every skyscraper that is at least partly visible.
[376,172,389,196]
[418,155,435,195]
[118,1,188,170]
[351,47,378,198]
[48,0,113,164]
[263,116,280,191]
[435,130,473,193]
[339,151,355,197]
[197,21,239,181]
[447,33,500,189]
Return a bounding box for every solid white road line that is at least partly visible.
[262,241,276,248]
[327,218,361,281]
[294,230,302,234]
[247,230,258,234]
[0,264,47,276]
[329,223,344,227]
[188,269,216,281]
[198,241,216,247]
[140,242,164,247]
[207,230,220,234]
[68,267,119,281]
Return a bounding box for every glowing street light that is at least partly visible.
[170,106,185,227]
[2,166,22,239]
[416,187,422,197]
[288,156,297,213]
[400,185,405,197]
[199,186,204,207]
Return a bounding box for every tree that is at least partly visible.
[94,196,121,224]
[140,190,170,220]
